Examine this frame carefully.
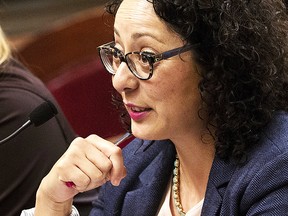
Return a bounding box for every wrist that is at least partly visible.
[35,187,73,216]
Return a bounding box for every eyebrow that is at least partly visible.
[114,27,165,44]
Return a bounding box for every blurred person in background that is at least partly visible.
[0,26,76,216]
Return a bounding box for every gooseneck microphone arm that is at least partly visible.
[0,100,58,145]
[0,121,32,144]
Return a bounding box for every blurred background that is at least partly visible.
[0,0,125,144]
[0,0,107,43]
[0,1,127,214]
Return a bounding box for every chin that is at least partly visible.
[131,129,151,140]
[132,129,165,141]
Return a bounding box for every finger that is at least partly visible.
[82,137,116,187]
[57,157,109,193]
[85,135,126,186]
[73,152,112,191]
[56,137,111,191]
[108,150,127,186]
[85,141,113,173]
[86,134,118,156]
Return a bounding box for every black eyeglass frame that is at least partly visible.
[97,41,196,80]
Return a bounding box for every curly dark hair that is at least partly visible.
[106,0,288,163]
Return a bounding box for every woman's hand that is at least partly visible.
[34,134,126,215]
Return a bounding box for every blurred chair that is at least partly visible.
[46,56,125,139]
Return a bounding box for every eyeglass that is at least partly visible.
[97,41,196,80]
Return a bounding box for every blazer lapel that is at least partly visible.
[122,141,176,216]
[103,139,176,216]
[201,156,236,215]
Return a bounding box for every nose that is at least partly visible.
[112,61,139,93]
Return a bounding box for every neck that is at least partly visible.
[170,134,215,214]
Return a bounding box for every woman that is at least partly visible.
[0,26,76,216]
[22,0,288,215]
[0,27,10,65]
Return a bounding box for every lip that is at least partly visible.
[125,103,151,121]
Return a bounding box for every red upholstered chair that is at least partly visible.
[46,57,125,139]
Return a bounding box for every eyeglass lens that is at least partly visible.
[100,47,152,79]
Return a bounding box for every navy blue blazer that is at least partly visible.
[90,113,288,215]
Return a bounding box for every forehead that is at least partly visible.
[116,0,154,21]
[114,0,173,41]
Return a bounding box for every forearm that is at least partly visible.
[34,187,73,216]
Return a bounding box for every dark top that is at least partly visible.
[0,59,76,216]
[90,112,288,216]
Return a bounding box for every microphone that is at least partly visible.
[0,100,58,145]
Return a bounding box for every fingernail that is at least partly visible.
[112,178,121,186]
[65,181,76,188]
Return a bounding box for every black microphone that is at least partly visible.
[0,100,58,145]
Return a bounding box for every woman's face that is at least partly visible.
[113,0,204,141]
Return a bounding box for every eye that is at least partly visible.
[140,54,149,64]
[108,47,122,68]
[140,52,154,65]
[111,47,122,58]
[104,48,113,55]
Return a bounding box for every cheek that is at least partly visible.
[151,60,200,102]
[150,61,201,119]
[145,78,176,102]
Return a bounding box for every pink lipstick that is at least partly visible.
[126,104,151,121]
